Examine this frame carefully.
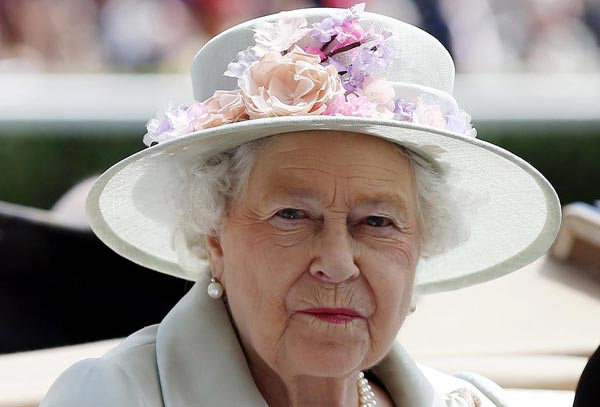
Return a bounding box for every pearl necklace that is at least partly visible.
[357,372,377,407]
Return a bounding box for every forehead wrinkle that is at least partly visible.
[280,159,403,181]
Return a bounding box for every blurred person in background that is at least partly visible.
[2,0,600,73]
[0,0,104,72]
[99,0,199,71]
[584,0,600,44]
[525,0,600,72]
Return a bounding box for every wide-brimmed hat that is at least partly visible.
[86,5,561,293]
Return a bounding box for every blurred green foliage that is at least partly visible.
[479,123,600,206]
[0,122,598,209]
[0,126,143,209]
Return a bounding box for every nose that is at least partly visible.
[309,219,360,284]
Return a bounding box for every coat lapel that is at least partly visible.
[156,271,445,406]
[156,271,268,406]
[373,342,447,407]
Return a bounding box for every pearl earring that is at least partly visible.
[207,277,224,299]
[409,301,417,314]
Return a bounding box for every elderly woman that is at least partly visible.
[42,4,560,407]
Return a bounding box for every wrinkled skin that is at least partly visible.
[206,131,421,407]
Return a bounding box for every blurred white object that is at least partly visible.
[505,388,575,407]
[399,255,600,390]
[0,339,120,407]
[0,73,599,126]
[552,203,600,266]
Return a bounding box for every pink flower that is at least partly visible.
[239,48,345,118]
[323,93,377,117]
[192,90,248,130]
[304,46,327,60]
[412,99,447,129]
[330,20,368,53]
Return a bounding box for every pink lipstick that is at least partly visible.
[298,308,363,324]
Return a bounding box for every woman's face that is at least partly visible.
[206,131,421,379]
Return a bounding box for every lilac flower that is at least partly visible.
[143,101,208,146]
[311,2,364,43]
[363,28,393,44]
[394,99,415,121]
[332,36,394,92]
[224,47,259,79]
[447,108,477,137]
[355,39,393,75]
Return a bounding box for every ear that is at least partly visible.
[205,233,225,283]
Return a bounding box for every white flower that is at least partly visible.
[253,16,311,56]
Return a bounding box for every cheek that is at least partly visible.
[359,243,417,354]
[221,224,311,343]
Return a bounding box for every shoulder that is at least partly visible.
[419,365,511,407]
[41,325,162,407]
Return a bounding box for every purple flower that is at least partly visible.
[311,2,364,43]
[447,108,477,137]
[394,99,416,121]
[224,47,259,79]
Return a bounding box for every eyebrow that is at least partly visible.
[351,192,412,218]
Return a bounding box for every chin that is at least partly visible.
[279,317,372,377]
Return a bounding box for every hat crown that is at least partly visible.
[191,8,455,101]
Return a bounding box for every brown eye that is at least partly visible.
[365,216,392,227]
[276,208,307,220]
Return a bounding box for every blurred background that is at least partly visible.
[1,0,599,406]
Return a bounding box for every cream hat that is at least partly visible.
[86,5,561,293]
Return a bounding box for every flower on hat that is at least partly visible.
[144,3,476,147]
[412,101,447,129]
[253,16,312,57]
[144,102,208,146]
[191,90,248,130]
[239,48,344,118]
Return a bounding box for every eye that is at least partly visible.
[276,208,308,220]
[364,216,393,227]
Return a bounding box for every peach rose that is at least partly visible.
[362,76,396,119]
[412,102,447,129]
[239,48,345,119]
[192,90,248,130]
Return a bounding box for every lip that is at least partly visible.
[298,308,364,324]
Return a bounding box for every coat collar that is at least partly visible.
[156,272,446,406]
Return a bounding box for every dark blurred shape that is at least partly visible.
[574,344,600,407]
[412,0,453,55]
[584,0,600,45]
[0,196,191,354]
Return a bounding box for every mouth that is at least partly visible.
[297,308,364,324]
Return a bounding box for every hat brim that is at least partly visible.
[86,116,561,293]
